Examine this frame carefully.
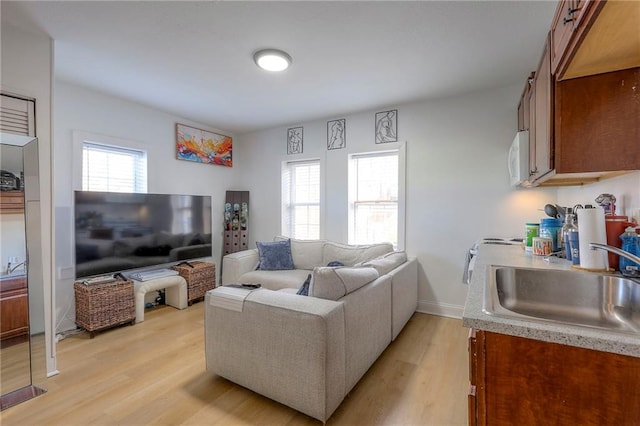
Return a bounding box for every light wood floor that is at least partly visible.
[0,303,469,425]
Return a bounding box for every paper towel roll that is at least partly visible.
[577,207,608,270]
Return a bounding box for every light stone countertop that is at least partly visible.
[462,244,640,358]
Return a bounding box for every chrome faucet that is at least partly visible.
[6,260,26,275]
[589,243,640,274]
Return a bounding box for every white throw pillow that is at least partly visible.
[309,266,379,301]
[322,242,394,266]
[360,251,408,276]
[274,236,326,270]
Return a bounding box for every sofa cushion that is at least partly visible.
[274,236,326,270]
[256,240,295,270]
[309,266,379,301]
[322,242,394,267]
[359,251,408,276]
[240,269,311,291]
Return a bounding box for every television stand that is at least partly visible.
[133,275,187,323]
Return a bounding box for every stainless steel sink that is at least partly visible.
[483,266,640,335]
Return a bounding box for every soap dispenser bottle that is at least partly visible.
[619,227,640,273]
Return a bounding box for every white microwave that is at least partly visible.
[508,130,529,186]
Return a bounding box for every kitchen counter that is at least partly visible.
[462,244,640,358]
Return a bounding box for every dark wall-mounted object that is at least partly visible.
[223,191,249,258]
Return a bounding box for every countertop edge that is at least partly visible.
[462,245,640,358]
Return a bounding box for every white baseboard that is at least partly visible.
[416,300,464,319]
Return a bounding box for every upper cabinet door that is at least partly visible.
[529,35,554,183]
[550,0,579,74]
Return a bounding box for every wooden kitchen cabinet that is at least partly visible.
[516,73,533,132]
[527,34,554,184]
[515,0,639,187]
[0,276,29,343]
[550,0,603,77]
[0,191,25,214]
[468,329,640,425]
[555,67,640,174]
[558,0,639,80]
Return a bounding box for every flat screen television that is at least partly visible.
[74,191,212,279]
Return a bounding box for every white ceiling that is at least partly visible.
[2,1,558,134]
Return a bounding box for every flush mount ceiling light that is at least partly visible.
[253,49,292,72]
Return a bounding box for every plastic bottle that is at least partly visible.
[540,218,562,252]
[562,208,578,261]
[619,227,640,273]
[525,223,539,252]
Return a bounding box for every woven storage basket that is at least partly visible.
[172,261,216,304]
[74,279,135,336]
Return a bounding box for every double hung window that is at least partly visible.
[349,151,400,248]
[281,160,320,239]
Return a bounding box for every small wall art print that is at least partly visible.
[176,123,233,167]
[287,127,303,155]
[375,109,398,144]
[327,119,346,150]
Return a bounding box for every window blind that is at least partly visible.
[82,141,147,193]
[351,151,398,246]
[282,160,320,239]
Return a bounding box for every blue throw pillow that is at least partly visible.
[256,240,295,270]
[297,274,312,296]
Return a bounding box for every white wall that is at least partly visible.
[54,80,239,332]
[237,84,558,317]
[1,22,55,374]
[0,214,26,272]
[557,171,640,221]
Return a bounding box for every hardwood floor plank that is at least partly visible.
[0,303,469,425]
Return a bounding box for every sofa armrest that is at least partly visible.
[221,248,258,285]
[388,257,418,340]
[205,290,346,422]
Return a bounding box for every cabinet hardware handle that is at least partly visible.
[563,17,575,25]
[567,7,578,15]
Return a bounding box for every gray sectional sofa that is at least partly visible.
[205,237,418,422]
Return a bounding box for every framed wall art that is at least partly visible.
[375,109,398,144]
[327,119,346,150]
[176,123,232,167]
[287,127,303,154]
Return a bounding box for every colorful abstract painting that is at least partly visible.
[176,123,232,167]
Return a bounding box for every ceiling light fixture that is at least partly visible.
[253,49,292,72]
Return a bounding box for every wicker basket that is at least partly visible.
[74,279,135,337]
[172,261,216,304]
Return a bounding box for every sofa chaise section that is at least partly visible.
[205,289,347,422]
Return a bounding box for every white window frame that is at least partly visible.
[281,158,323,239]
[73,131,148,194]
[348,144,406,249]
[82,141,147,193]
